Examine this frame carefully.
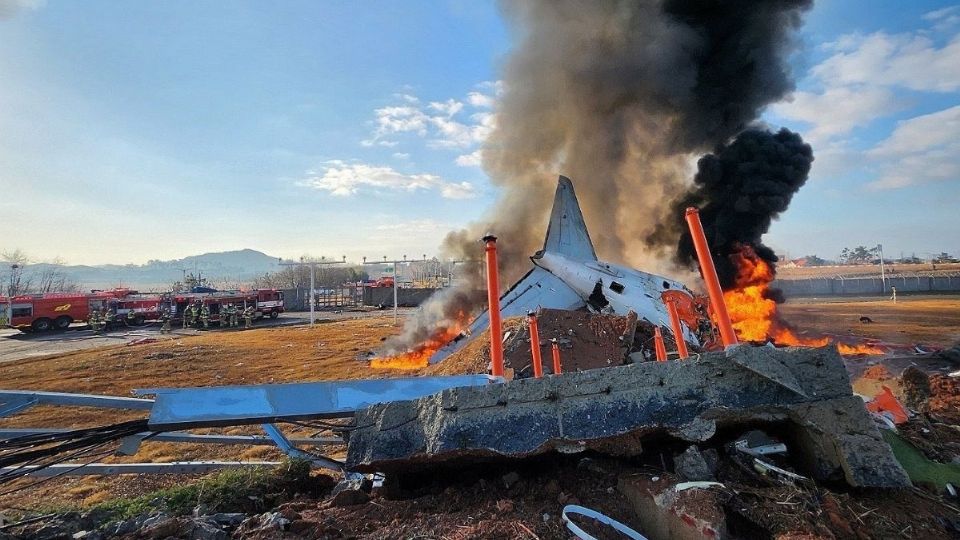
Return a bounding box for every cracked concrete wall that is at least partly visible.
[346,345,910,488]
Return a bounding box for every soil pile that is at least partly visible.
[427,308,672,377]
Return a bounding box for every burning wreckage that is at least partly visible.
[1,177,914,508]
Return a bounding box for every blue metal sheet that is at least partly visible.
[139,375,497,429]
[0,390,154,418]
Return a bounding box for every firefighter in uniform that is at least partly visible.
[229,304,239,327]
[189,300,201,328]
[126,308,138,326]
[89,309,102,333]
[103,306,115,331]
[182,304,191,329]
[220,304,230,328]
[160,307,172,334]
[200,303,210,329]
[243,305,254,329]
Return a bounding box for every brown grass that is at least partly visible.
[779,297,960,348]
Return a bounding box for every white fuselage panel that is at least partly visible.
[535,252,698,344]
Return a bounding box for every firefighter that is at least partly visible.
[159,307,172,334]
[182,304,191,329]
[89,309,102,333]
[103,306,115,331]
[126,308,138,326]
[200,303,210,329]
[243,305,254,329]
[190,300,202,328]
[229,304,239,327]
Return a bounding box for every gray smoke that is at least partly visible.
[384,0,812,355]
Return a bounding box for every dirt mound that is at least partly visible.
[427,309,669,377]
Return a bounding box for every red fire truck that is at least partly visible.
[171,289,284,325]
[0,289,162,332]
[1,289,282,332]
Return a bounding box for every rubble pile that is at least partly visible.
[426,308,668,377]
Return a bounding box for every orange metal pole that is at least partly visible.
[483,234,505,377]
[551,339,562,375]
[684,208,738,347]
[527,311,543,378]
[665,299,690,359]
[654,326,667,362]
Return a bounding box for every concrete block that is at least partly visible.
[346,345,910,487]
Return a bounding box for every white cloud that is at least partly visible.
[361,85,500,161]
[428,99,464,117]
[924,6,960,32]
[392,152,410,160]
[815,31,960,93]
[466,92,494,108]
[477,80,505,96]
[0,0,44,19]
[772,86,901,145]
[371,219,452,234]
[393,93,420,104]
[774,14,960,189]
[301,161,476,199]
[455,149,482,167]
[865,105,960,190]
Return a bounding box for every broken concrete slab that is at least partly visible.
[346,345,910,487]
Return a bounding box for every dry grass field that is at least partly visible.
[779,296,960,349]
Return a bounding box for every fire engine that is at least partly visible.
[168,289,284,325]
[1,289,282,332]
[0,289,161,332]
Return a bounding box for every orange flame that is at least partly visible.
[370,312,468,370]
[722,246,884,355]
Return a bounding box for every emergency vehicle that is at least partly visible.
[171,289,284,325]
[0,289,161,332]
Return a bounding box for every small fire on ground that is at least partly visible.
[723,245,884,355]
[370,315,467,370]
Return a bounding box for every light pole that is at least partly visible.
[364,256,409,325]
[877,244,886,294]
[278,256,345,324]
[4,264,18,328]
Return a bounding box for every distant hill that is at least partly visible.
[21,249,282,291]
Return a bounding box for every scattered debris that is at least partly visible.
[866,385,910,424]
[562,504,647,540]
[733,430,788,458]
[752,458,810,486]
[674,446,714,482]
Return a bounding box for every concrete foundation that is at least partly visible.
[345,345,910,488]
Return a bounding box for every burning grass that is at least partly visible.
[369,311,469,370]
[724,245,885,355]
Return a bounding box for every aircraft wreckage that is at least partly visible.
[0,176,910,490]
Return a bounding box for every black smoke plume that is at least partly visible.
[383,0,813,356]
[654,128,814,288]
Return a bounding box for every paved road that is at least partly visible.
[0,309,415,365]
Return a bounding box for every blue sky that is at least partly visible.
[1,0,958,265]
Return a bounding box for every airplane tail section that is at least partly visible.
[541,176,597,261]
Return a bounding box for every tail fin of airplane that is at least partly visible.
[541,176,598,261]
